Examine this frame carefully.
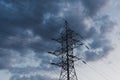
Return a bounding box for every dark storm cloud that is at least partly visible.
[0,0,116,80]
[0,0,63,52]
[81,0,109,16]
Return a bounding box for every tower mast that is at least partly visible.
[49,20,84,80]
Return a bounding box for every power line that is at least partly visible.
[79,60,113,80]
[100,58,120,74]
[75,64,94,80]
[86,64,109,80]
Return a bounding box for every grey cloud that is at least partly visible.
[0,48,13,69]
[10,75,54,80]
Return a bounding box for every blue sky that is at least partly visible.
[0,0,120,80]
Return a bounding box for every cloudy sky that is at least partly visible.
[0,0,120,80]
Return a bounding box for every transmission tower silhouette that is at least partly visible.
[48,20,87,80]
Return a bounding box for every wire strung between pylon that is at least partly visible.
[75,63,109,80]
[86,64,111,80]
[75,65,93,80]
[100,58,120,73]
[80,61,115,80]
[81,48,120,79]
[75,59,113,80]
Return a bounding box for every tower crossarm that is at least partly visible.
[68,55,81,61]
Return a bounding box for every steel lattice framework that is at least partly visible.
[48,21,86,80]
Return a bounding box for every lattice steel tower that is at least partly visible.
[49,21,86,80]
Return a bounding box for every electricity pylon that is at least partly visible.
[48,21,87,80]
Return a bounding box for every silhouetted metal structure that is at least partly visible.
[48,21,86,80]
